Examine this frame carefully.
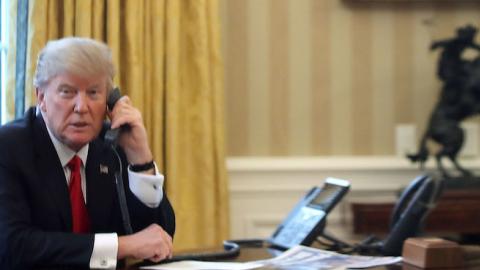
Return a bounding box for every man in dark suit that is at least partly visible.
[0,37,175,269]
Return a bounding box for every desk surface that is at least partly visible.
[125,247,402,270]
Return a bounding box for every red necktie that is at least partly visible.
[67,155,90,233]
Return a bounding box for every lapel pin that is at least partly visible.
[99,164,109,174]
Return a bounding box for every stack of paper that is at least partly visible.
[141,245,402,270]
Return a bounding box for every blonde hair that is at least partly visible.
[33,37,115,91]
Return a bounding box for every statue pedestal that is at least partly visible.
[442,176,480,189]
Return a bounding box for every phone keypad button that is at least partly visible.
[272,207,326,248]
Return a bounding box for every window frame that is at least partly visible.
[0,0,9,124]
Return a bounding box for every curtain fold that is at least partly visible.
[6,0,229,251]
[164,0,229,249]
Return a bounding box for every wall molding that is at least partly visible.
[228,156,480,172]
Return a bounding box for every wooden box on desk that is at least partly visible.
[402,238,463,269]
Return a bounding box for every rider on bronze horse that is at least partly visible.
[408,25,480,178]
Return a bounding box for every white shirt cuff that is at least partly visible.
[89,233,118,269]
[128,163,164,207]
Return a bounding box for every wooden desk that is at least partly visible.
[351,190,480,235]
[124,247,402,270]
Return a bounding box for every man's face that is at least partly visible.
[37,73,108,151]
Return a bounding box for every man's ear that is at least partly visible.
[36,88,46,112]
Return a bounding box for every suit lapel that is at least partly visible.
[32,109,118,232]
[85,139,117,231]
[32,111,72,230]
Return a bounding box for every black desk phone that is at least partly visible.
[158,177,351,263]
[269,177,350,249]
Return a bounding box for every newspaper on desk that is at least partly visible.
[253,245,402,269]
[141,245,402,270]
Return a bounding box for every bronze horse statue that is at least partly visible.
[408,25,480,178]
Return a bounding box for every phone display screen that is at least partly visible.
[307,182,346,212]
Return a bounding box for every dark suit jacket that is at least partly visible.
[0,107,175,269]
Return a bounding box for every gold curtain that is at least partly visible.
[6,0,229,251]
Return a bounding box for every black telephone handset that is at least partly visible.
[381,174,443,256]
[105,87,133,234]
[390,175,430,227]
[105,87,123,147]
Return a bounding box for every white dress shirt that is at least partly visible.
[45,126,164,269]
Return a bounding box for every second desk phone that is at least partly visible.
[158,177,351,263]
[269,177,350,249]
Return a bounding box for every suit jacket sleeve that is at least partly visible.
[0,117,95,268]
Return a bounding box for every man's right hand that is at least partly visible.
[118,224,173,262]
